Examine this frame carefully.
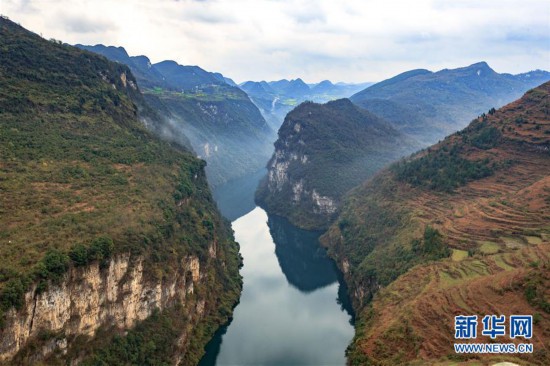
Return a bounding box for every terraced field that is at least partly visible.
[356,245,549,365]
[323,82,550,365]
[407,160,550,253]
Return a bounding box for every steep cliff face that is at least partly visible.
[0,18,241,365]
[1,253,204,361]
[266,147,337,218]
[76,44,275,188]
[256,99,419,230]
[322,83,550,365]
[144,92,275,188]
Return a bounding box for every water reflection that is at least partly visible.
[267,213,337,292]
[198,319,230,366]
[268,212,355,323]
[199,208,354,366]
[212,168,266,221]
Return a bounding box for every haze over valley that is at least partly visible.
[1,1,549,365]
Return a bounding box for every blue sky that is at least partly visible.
[3,0,549,83]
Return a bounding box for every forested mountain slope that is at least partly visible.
[0,18,241,365]
[256,98,419,229]
[351,62,550,146]
[77,44,275,187]
[323,82,550,365]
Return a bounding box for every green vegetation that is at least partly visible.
[281,98,298,106]
[256,98,419,229]
[0,18,241,364]
[393,146,494,192]
[354,224,450,288]
[0,235,116,314]
[350,62,550,145]
[523,267,550,313]
[525,236,543,245]
[478,241,500,254]
[413,226,452,260]
[77,44,275,188]
[0,276,30,313]
[470,124,502,149]
[73,299,236,366]
[143,86,248,102]
[69,237,114,266]
[451,249,469,261]
[324,82,550,365]
[11,303,240,366]
[34,249,70,286]
[81,308,182,366]
[322,172,451,298]
[460,118,503,150]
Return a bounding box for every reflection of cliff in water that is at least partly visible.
[199,208,355,365]
[336,266,355,324]
[267,213,338,292]
[212,168,266,221]
[197,317,232,366]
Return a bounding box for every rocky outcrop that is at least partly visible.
[0,252,211,362]
[311,190,336,215]
[260,142,338,228]
[256,99,418,230]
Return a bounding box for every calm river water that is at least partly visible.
[201,175,354,365]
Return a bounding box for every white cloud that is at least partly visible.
[2,0,549,82]
[59,13,118,34]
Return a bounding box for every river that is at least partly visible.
[202,173,354,365]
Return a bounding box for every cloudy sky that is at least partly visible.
[3,0,549,83]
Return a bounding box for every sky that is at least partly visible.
[2,0,549,83]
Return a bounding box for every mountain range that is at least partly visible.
[255,61,550,233]
[240,78,372,131]
[323,82,550,365]
[76,44,275,188]
[350,62,550,145]
[2,13,549,366]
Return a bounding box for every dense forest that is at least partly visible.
[0,17,241,365]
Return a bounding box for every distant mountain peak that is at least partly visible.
[131,55,153,68]
[317,80,333,86]
[112,45,128,53]
[311,79,337,94]
[468,61,491,69]
[240,80,275,95]
[290,78,308,85]
[154,60,179,68]
[461,61,496,76]
[75,43,131,63]
[285,78,310,93]
[350,61,550,145]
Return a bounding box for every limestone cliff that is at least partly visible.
[265,146,337,219]
[0,252,212,362]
